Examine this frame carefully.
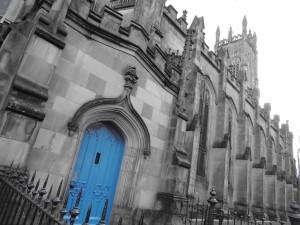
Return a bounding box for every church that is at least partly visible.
[0,0,297,224]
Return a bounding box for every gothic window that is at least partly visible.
[229,58,241,79]
[197,81,210,176]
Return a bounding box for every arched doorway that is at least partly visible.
[66,122,125,224]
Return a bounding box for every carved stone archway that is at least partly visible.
[66,67,151,215]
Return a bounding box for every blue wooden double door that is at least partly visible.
[66,122,125,224]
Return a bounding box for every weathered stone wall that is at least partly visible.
[0,0,298,224]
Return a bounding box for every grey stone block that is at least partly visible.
[160,101,172,116]
[61,44,78,63]
[86,73,106,96]
[48,73,70,97]
[157,125,168,141]
[20,55,54,85]
[141,103,153,120]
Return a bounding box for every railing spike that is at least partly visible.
[35,179,40,191]
[51,180,64,214]
[69,188,83,225]
[30,170,37,183]
[97,197,109,225]
[43,174,49,188]
[47,185,53,198]
[44,184,53,208]
[56,179,63,197]
[59,192,69,221]
[32,178,40,199]
[82,202,92,225]
[38,175,50,203]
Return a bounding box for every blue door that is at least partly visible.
[66,123,125,224]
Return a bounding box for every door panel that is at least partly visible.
[66,123,125,224]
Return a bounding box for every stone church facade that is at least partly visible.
[0,0,297,224]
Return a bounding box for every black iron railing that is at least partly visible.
[0,163,115,225]
[0,162,298,225]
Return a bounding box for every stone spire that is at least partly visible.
[242,15,247,38]
[214,26,220,53]
[228,26,233,42]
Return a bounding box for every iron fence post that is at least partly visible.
[233,212,237,225]
[207,189,218,225]
[218,209,224,225]
[69,187,83,225]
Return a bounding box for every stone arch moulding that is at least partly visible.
[67,66,151,157]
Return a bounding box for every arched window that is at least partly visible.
[197,81,210,176]
[227,109,233,187]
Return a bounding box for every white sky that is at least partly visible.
[167,0,300,159]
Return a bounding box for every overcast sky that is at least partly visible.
[167,0,300,158]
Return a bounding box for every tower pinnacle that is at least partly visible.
[214,26,220,53]
[228,26,233,41]
[242,15,247,37]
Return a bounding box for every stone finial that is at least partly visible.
[228,26,233,41]
[243,15,247,37]
[216,26,220,38]
[182,9,188,21]
[207,189,218,206]
[124,66,138,90]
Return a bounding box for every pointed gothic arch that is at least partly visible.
[65,67,151,216]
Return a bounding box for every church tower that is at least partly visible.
[216,16,258,90]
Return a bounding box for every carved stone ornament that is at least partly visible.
[124,66,138,90]
[67,66,151,157]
